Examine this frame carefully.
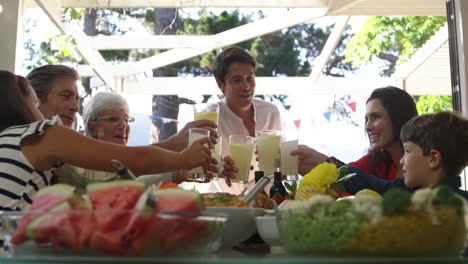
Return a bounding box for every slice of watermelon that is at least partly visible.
[11,184,77,245]
[145,189,206,253]
[122,188,156,253]
[69,195,95,249]
[153,189,205,213]
[25,201,79,249]
[89,230,126,255]
[87,181,145,232]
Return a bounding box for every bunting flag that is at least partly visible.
[347,102,357,112]
[323,112,332,123]
[293,119,301,130]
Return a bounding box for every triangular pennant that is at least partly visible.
[293,119,301,130]
[323,112,331,122]
[347,102,356,112]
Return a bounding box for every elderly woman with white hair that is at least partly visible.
[58,92,218,192]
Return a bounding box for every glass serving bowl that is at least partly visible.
[277,198,467,257]
[204,207,265,247]
[0,210,226,258]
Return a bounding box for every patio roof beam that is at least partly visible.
[114,8,327,77]
[393,23,448,80]
[25,0,329,8]
[327,0,446,16]
[35,0,116,91]
[309,16,350,80]
[88,35,218,50]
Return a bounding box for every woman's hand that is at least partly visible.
[177,120,218,149]
[220,156,237,187]
[290,145,328,176]
[179,137,213,172]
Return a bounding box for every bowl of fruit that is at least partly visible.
[1,182,226,257]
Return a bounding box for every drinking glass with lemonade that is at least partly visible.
[193,103,220,179]
[229,135,255,183]
[187,128,210,181]
[256,130,281,175]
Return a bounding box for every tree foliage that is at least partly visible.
[416,95,452,114]
[345,16,446,76]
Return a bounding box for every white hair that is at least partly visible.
[83,92,129,136]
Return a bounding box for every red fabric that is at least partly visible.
[348,154,398,181]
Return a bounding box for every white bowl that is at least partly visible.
[255,215,283,253]
[204,207,264,247]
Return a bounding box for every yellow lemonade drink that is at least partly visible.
[280,140,299,176]
[195,111,218,125]
[230,143,254,183]
[257,135,281,175]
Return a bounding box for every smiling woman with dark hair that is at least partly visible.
[291,86,418,181]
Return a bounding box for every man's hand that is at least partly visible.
[220,156,237,187]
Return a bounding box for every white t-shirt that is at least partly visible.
[204,98,281,194]
[0,117,61,211]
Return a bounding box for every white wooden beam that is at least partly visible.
[123,76,392,96]
[327,0,446,16]
[25,0,329,8]
[114,8,327,77]
[393,24,448,79]
[35,0,116,90]
[88,35,218,50]
[0,0,24,73]
[309,16,350,80]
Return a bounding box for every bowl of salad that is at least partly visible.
[277,186,467,257]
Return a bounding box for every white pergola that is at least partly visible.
[0,0,455,96]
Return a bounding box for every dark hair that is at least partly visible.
[26,65,79,103]
[212,47,256,84]
[401,111,468,177]
[366,86,418,177]
[0,71,36,131]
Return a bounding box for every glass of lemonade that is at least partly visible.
[194,103,221,176]
[257,130,281,175]
[229,135,255,183]
[212,136,223,180]
[194,103,219,129]
[187,128,210,181]
[280,140,299,181]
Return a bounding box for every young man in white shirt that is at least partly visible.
[207,47,281,194]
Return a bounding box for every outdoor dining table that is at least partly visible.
[1,248,468,264]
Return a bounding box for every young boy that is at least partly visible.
[343,111,468,199]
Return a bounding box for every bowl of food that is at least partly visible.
[277,186,467,257]
[255,215,283,253]
[0,182,227,258]
[203,193,265,247]
[0,209,226,258]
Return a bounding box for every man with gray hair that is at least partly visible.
[27,65,80,128]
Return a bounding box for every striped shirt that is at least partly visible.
[0,117,61,211]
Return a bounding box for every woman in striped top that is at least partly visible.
[0,70,216,211]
